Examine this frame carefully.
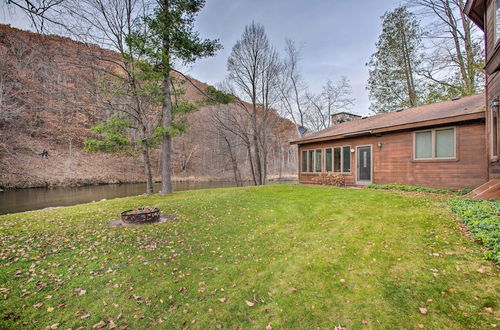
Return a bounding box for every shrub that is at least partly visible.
[448,198,500,264]
[367,183,469,195]
[311,172,345,187]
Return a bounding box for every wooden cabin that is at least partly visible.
[290,95,488,190]
[464,0,500,197]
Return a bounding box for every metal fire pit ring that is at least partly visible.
[121,207,160,224]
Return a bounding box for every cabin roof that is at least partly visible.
[464,0,485,30]
[290,93,486,144]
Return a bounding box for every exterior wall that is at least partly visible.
[298,122,488,189]
[485,0,500,178]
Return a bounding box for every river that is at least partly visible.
[0,180,295,215]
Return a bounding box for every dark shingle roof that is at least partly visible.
[292,94,485,144]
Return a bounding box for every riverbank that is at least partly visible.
[0,185,498,328]
[0,173,298,190]
[0,179,298,215]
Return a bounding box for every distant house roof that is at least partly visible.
[291,94,486,145]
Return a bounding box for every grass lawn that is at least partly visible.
[0,184,498,329]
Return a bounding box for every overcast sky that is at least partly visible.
[1,0,404,116]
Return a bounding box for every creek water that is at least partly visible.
[0,180,296,215]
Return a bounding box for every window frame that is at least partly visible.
[491,103,499,159]
[413,126,457,161]
[325,145,351,174]
[496,0,500,45]
[300,148,323,173]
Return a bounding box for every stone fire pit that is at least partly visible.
[121,207,160,224]
[109,207,176,227]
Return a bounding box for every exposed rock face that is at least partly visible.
[0,25,298,189]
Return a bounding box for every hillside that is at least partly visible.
[0,25,298,189]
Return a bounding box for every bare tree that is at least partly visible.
[306,77,355,130]
[226,22,281,185]
[208,104,243,186]
[278,39,309,136]
[406,0,483,96]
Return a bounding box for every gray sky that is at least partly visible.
[1,0,403,115]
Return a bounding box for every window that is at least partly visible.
[414,127,456,160]
[333,147,341,172]
[301,150,307,172]
[497,0,500,43]
[315,149,322,172]
[325,146,351,173]
[342,146,351,172]
[307,150,314,172]
[301,149,322,172]
[325,148,333,172]
[492,105,499,157]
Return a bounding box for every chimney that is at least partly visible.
[330,112,362,126]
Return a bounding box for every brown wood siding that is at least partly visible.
[298,123,488,189]
[484,0,500,179]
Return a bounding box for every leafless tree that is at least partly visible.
[406,0,483,96]
[226,22,281,185]
[208,104,244,186]
[277,39,309,136]
[306,77,355,130]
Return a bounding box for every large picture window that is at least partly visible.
[414,127,456,160]
[325,146,351,173]
[301,149,322,172]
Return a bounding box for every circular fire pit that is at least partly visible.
[121,207,160,225]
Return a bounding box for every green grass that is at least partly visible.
[0,184,498,329]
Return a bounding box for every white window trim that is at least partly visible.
[325,145,351,174]
[413,126,457,160]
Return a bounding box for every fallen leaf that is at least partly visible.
[265,323,272,330]
[47,307,54,312]
[218,298,226,303]
[419,307,428,315]
[361,319,368,324]
[245,300,255,307]
[109,320,117,329]
[485,307,494,313]
[417,324,425,328]
[93,321,106,329]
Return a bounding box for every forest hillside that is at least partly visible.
[0,25,298,189]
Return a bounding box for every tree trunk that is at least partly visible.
[160,0,172,195]
[161,73,172,194]
[223,136,242,187]
[142,142,154,195]
[246,143,257,185]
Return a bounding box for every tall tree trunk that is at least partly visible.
[142,142,153,195]
[246,143,257,185]
[223,136,242,187]
[444,0,469,94]
[160,0,172,195]
[458,0,476,94]
[161,73,172,194]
